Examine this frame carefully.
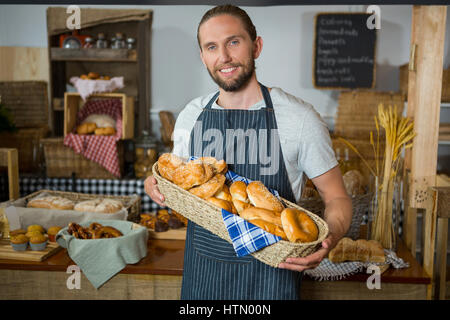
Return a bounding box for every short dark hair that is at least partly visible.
[197,4,257,49]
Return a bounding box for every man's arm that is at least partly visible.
[278,166,352,272]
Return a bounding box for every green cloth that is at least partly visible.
[56,219,148,289]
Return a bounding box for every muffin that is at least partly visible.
[27,225,45,234]
[47,226,62,242]
[9,229,27,237]
[25,230,43,239]
[29,234,47,251]
[10,234,29,251]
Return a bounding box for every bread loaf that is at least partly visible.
[189,173,226,199]
[74,198,123,213]
[240,207,287,240]
[328,237,385,263]
[76,122,97,135]
[82,114,116,129]
[246,181,285,213]
[27,196,75,210]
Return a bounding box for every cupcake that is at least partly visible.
[9,229,27,237]
[29,234,47,251]
[25,230,43,239]
[27,225,45,234]
[47,226,62,242]
[10,234,29,251]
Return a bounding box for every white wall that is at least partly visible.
[1,4,449,138]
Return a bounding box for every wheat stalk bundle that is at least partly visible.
[337,103,415,249]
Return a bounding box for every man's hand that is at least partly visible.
[144,176,166,207]
[278,232,339,272]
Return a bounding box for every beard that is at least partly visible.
[207,58,255,92]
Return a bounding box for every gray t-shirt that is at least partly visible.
[172,87,338,202]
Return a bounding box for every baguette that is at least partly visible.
[328,237,385,263]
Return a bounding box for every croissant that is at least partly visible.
[328,237,385,263]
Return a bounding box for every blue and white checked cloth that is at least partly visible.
[189,156,282,257]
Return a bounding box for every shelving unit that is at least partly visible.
[46,8,152,137]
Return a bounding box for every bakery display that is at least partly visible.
[67,222,123,239]
[328,237,386,263]
[27,196,75,210]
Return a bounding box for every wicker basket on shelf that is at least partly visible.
[41,138,124,179]
[152,162,329,268]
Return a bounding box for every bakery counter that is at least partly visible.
[0,236,431,300]
[0,239,185,300]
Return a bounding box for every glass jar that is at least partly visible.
[126,37,136,49]
[134,131,159,178]
[112,33,126,49]
[83,37,94,48]
[96,33,108,49]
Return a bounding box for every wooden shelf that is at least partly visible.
[50,47,137,62]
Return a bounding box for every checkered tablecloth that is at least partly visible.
[0,175,162,213]
[63,98,123,177]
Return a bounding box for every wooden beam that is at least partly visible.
[409,6,447,209]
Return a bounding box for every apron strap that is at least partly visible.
[204,83,273,110]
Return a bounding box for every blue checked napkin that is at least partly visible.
[189,156,282,257]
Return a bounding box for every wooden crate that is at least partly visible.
[0,127,49,173]
[41,137,124,179]
[64,92,134,140]
[0,81,49,128]
[400,63,450,102]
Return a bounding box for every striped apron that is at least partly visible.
[181,83,302,300]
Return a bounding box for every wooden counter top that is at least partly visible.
[0,237,430,284]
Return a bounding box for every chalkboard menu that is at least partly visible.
[313,13,377,89]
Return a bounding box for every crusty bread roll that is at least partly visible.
[74,198,123,213]
[214,184,233,202]
[194,157,227,174]
[232,199,253,215]
[342,170,365,196]
[206,197,234,213]
[82,114,116,129]
[189,173,226,199]
[157,153,185,182]
[280,208,318,243]
[240,207,287,239]
[246,181,285,213]
[94,127,116,136]
[27,196,75,210]
[76,122,97,135]
[229,181,248,202]
[172,161,214,190]
[328,237,385,263]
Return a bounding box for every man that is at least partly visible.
[145,5,352,300]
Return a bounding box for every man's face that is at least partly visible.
[198,14,260,92]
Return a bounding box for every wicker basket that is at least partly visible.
[21,189,141,222]
[0,126,49,172]
[152,163,329,268]
[299,193,372,240]
[41,138,124,179]
[0,81,49,128]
